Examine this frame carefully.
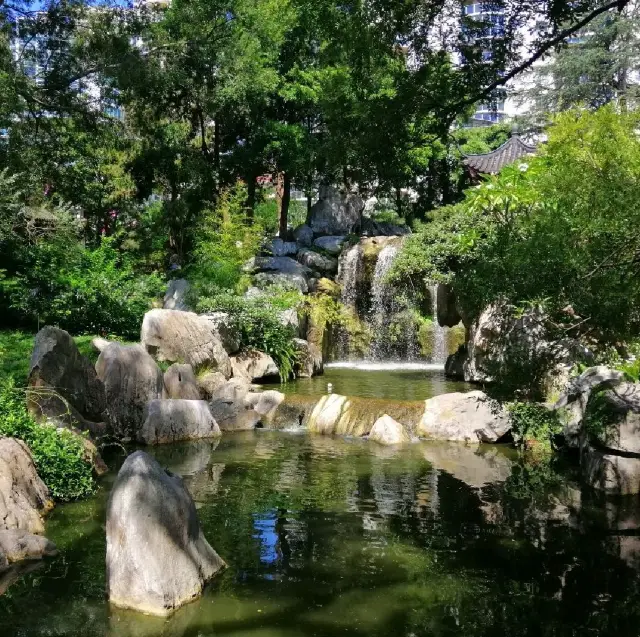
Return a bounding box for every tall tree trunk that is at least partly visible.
[276,171,291,239]
[213,118,221,189]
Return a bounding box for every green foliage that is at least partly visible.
[189,184,263,294]
[196,290,300,382]
[508,402,562,450]
[1,238,163,340]
[0,379,94,501]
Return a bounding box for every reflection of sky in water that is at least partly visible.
[253,510,280,570]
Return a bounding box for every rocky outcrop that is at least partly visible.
[369,415,411,446]
[307,186,363,235]
[313,235,346,255]
[436,284,462,328]
[231,349,279,382]
[418,391,511,443]
[106,451,225,615]
[297,248,338,274]
[255,272,309,294]
[138,400,220,445]
[163,278,191,311]
[27,326,106,431]
[96,343,164,440]
[249,256,311,277]
[583,447,640,495]
[589,383,640,454]
[0,438,53,534]
[141,309,232,377]
[163,364,201,400]
[201,312,241,354]
[245,390,285,425]
[293,338,323,378]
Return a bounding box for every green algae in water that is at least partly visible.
[3,432,640,636]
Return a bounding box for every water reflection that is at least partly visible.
[3,432,640,636]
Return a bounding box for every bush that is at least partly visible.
[0,380,95,501]
[508,401,562,451]
[196,290,300,381]
[1,238,164,340]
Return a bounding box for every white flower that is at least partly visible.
[486,183,494,190]
[518,163,529,172]
[235,241,243,249]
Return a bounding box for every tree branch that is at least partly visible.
[450,0,630,117]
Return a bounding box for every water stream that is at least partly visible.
[3,432,640,637]
[431,284,449,365]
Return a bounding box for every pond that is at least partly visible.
[2,431,640,637]
[276,363,470,401]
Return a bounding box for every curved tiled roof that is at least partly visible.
[463,135,537,175]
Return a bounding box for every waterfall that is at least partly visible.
[431,284,448,365]
[338,243,362,309]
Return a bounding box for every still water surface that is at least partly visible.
[2,432,640,637]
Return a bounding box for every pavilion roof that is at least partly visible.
[463,135,537,175]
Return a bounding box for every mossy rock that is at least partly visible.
[315,278,341,298]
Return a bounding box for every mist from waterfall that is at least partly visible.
[431,284,448,365]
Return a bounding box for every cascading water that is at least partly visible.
[338,243,363,309]
[431,284,449,365]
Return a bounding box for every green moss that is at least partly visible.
[447,324,466,356]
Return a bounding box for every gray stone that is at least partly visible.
[436,284,462,328]
[138,400,220,445]
[0,438,52,534]
[0,529,57,565]
[418,391,511,443]
[583,446,640,495]
[254,272,309,294]
[247,390,285,420]
[313,235,346,255]
[293,224,314,247]
[163,278,191,311]
[297,248,338,273]
[96,343,164,440]
[201,312,241,354]
[141,309,232,377]
[211,378,252,402]
[293,338,323,378]
[196,371,228,401]
[369,415,410,446]
[590,382,640,454]
[27,326,106,428]
[231,350,279,382]
[106,451,225,615]
[209,398,260,431]
[307,186,364,235]
[249,256,311,277]
[163,364,201,400]
[91,337,111,353]
[270,238,298,257]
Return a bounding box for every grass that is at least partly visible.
[0,329,130,385]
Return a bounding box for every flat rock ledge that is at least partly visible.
[106,451,225,616]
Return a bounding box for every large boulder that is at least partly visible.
[588,382,640,454]
[27,326,106,429]
[141,309,232,377]
[293,338,323,378]
[369,415,411,446]
[307,186,364,235]
[313,235,346,255]
[201,312,241,354]
[231,349,279,382]
[0,438,53,534]
[293,224,314,247]
[436,284,462,328]
[554,366,626,447]
[163,278,191,311]
[163,364,201,400]
[208,381,283,430]
[138,400,220,445]
[418,391,511,443]
[96,343,164,440]
[297,248,338,274]
[197,371,229,401]
[106,451,225,615]
[248,256,311,277]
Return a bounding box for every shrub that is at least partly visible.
[196,290,299,381]
[0,380,95,501]
[508,401,562,450]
